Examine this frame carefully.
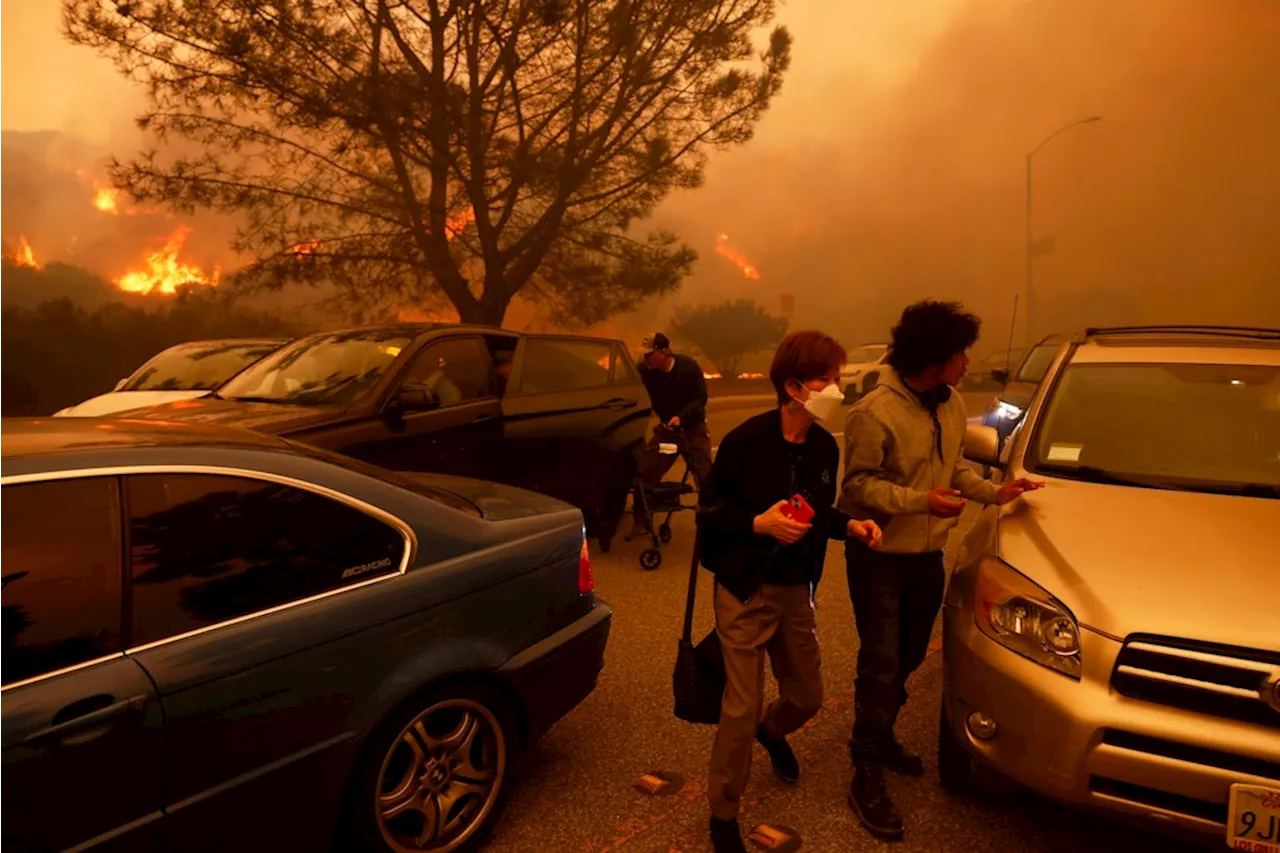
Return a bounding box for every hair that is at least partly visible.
[887,300,982,377]
[769,330,848,404]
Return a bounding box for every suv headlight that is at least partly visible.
[991,400,1024,421]
[974,558,1081,679]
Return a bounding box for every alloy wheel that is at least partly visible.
[375,698,507,853]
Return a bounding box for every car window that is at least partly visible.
[122,342,282,392]
[519,338,612,394]
[399,337,493,407]
[127,474,406,646]
[1,478,123,686]
[219,330,413,407]
[1028,362,1280,493]
[1016,344,1059,383]
[610,344,639,385]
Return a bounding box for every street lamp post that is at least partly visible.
[1025,115,1101,340]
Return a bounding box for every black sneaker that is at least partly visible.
[710,817,748,853]
[883,741,925,777]
[849,762,905,840]
[756,725,800,783]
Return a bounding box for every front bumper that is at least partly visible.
[499,598,612,743]
[942,603,1280,841]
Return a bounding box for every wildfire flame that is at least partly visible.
[8,235,39,268]
[116,227,219,295]
[93,184,121,214]
[289,240,322,257]
[715,233,760,280]
[444,207,475,240]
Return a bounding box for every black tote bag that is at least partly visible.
[672,529,726,725]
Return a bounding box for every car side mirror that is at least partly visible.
[990,368,1009,385]
[114,378,127,392]
[395,383,440,413]
[963,424,1003,469]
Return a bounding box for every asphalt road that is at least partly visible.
[481,398,1204,853]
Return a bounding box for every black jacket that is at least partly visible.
[697,408,852,603]
[639,353,708,428]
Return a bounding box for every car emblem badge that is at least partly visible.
[1262,670,1280,714]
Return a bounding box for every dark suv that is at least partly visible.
[119,324,652,545]
[982,334,1066,445]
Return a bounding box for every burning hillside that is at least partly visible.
[116,227,219,295]
[715,233,761,280]
[6,235,39,268]
[2,130,227,301]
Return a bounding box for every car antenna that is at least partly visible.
[1003,294,1019,374]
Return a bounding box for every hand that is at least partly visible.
[927,488,968,518]
[848,519,883,549]
[753,499,812,545]
[996,477,1045,505]
[667,415,681,429]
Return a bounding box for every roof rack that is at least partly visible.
[1083,325,1280,341]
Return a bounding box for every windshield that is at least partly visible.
[219,330,413,407]
[1028,362,1280,494]
[1015,343,1060,383]
[122,342,282,392]
[846,346,887,364]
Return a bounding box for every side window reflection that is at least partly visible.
[127,474,404,646]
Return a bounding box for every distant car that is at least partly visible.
[945,325,1280,849]
[1,417,611,853]
[961,348,1028,393]
[840,343,890,400]
[116,324,652,547]
[981,335,1066,442]
[53,338,289,417]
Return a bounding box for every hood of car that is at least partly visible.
[996,477,1280,651]
[115,396,346,434]
[54,390,211,417]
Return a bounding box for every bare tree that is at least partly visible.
[64,0,792,326]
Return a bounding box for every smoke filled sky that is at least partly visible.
[4,0,1278,348]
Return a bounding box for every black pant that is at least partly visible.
[846,539,946,762]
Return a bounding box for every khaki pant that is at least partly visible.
[633,423,713,527]
[708,582,824,820]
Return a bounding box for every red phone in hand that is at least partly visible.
[781,493,815,524]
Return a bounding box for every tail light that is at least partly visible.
[578,539,595,595]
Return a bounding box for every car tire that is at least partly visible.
[342,683,521,853]
[937,706,976,795]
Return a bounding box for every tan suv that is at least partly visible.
[941,325,1280,849]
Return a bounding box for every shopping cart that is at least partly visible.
[626,429,701,571]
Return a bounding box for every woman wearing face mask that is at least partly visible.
[698,330,884,853]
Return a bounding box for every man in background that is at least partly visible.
[631,332,713,537]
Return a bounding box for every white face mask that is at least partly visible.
[798,382,844,422]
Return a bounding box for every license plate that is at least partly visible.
[1228,783,1280,852]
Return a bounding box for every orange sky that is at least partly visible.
[4,0,1278,347]
[1,1,968,147]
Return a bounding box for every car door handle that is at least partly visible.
[599,398,637,410]
[470,413,500,424]
[25,694,148,745]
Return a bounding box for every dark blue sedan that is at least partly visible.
[1,418,611,853]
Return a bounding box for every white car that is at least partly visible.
[54,338,289,417]
[840,343,890,400]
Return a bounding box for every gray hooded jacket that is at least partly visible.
[838,368,1001,554]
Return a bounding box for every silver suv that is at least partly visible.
[943,325,1280,850]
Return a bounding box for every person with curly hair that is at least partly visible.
[838,300,1043,840]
